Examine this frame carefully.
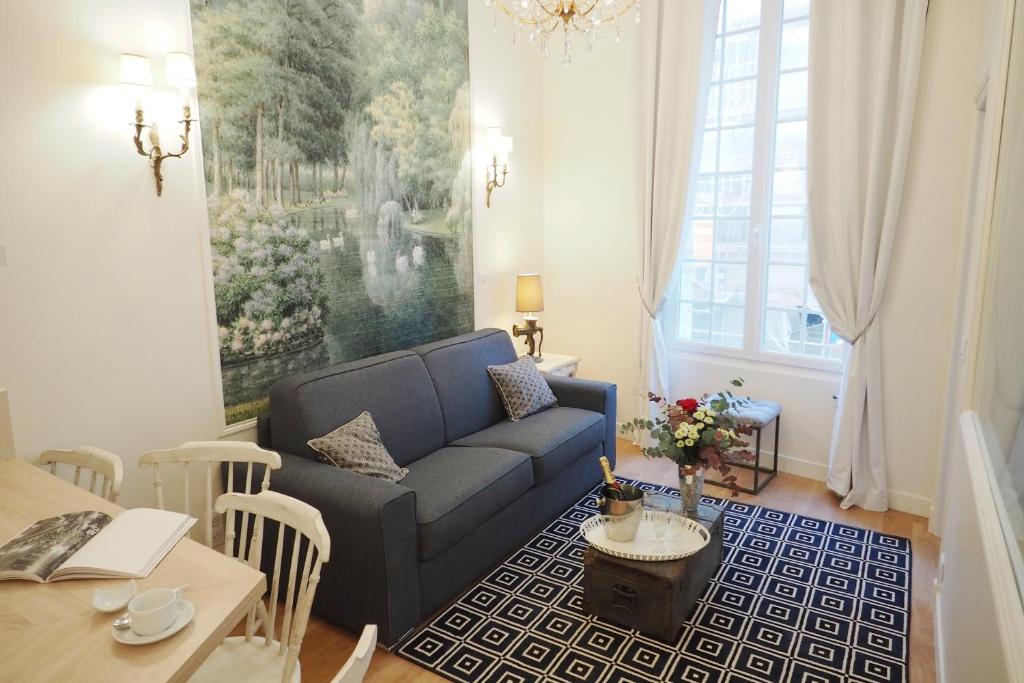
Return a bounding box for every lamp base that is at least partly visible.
[512,318,544,360]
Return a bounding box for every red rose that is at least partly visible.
[677,398,699,412]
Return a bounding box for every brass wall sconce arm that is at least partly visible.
[132,105,195,197]
[486,156,508,209]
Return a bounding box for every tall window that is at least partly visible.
[674,0,843,363]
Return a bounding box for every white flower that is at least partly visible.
[230,339,243,352]
[412,245,425,266]
[396,253,409,273]
[366,250,376,264]
[280,317,292,330]
[332,236,344,250]
[704,417,714,424]
[260,319,274,331]
[694,411,706,420]
[319,239,331,251]
[218,327,229,339]
[685,439,695,447]
[705,408,717,417]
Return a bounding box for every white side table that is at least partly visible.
[527,353,580,378]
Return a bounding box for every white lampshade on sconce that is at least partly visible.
[485,127,513,208]
[165,52,197,89]
[512,273,545,361]
[120,54,153,87]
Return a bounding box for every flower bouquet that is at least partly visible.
[620,379,755,511]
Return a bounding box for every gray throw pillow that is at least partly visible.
[308,411,408,483]
[488,356,558,421]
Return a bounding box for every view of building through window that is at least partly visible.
[676,0,843,361]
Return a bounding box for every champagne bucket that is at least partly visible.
[598,484,644,542]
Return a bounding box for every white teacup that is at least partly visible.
[127,587,185,636]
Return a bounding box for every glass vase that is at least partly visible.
[678,464,705,514]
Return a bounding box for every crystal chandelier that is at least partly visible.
[486,0,642,64]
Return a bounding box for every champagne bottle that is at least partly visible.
[599,456,624,500]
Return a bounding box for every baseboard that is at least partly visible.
[770,451,933,517]
[618,437,933,517]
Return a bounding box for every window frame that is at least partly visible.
[665,0,843,374]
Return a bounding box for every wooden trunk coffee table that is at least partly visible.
[582,503,724,642]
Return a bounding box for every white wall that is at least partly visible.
[538,0,987,516]
[0,0,543,506]
[541,30,643,424]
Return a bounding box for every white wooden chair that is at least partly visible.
[330,625,377,683]
[190,490,331,683]
[139,441,281,547]
[38,447,123,502]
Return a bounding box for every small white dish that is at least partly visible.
[113,599,194,646]
[93,580,138,613]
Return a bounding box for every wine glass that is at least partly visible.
[643,494,673,548]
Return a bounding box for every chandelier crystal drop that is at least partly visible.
[487,0,641,64]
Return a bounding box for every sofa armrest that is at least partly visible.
[239,450,420,646]
[545,375,617,465]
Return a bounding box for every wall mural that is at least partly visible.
[191,0,475,424]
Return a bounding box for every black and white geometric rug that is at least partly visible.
[397,478,912,683]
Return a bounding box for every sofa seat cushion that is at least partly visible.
[402,446,534,560]
[452,407,605,485]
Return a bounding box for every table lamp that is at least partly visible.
[512,274,544,362]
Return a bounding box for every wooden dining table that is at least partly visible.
[0,458,266,682]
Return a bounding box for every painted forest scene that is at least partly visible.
[191,0,475,423]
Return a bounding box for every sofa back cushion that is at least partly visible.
[268,350,445,466]
[415,329,519,442]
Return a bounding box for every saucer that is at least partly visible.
[93,580,138,613]
[113,600,194,645]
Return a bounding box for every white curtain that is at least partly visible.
[636,0,720,417]
[807,0,927,511]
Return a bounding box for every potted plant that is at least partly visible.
[620,380,754,512]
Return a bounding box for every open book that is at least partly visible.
[0,509,196,582]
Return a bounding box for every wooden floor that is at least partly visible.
[296,440,939,682]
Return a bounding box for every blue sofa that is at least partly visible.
[252,328,617,646]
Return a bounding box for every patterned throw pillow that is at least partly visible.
[488,356,558,421]
[307,411,408,483]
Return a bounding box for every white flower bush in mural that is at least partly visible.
[210,191,327,362]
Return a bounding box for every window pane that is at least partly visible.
[774,120,806,169]
[700,130,718,173]
[765,264,806,307]
[706,84,720,127]
[768,218,807,263]
[679,302,711,343]
[695,175,716,217]
[771,169,807,216]
[713,36,724,82]
[714,219,749,262]
[714,263,747,304]
[725,0,761,32]
[763,308,797,352]
[711,305,745,347]
[719,126,755,172]
[720,79,758,126]
[777,70,808,119]
[780,20,809,71]
[723,31,759,80]
[718,173,752,216]
[680,262,712,302]
[685,220,715,260]
[783,0,810,20]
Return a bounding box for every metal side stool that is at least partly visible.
[706,399,781,495]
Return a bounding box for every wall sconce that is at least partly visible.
[485,127,513,208]
[121,52,197,197]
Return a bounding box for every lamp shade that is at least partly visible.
[165,52,197,88]
[120,54,153,87]
[516,274,544,313]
